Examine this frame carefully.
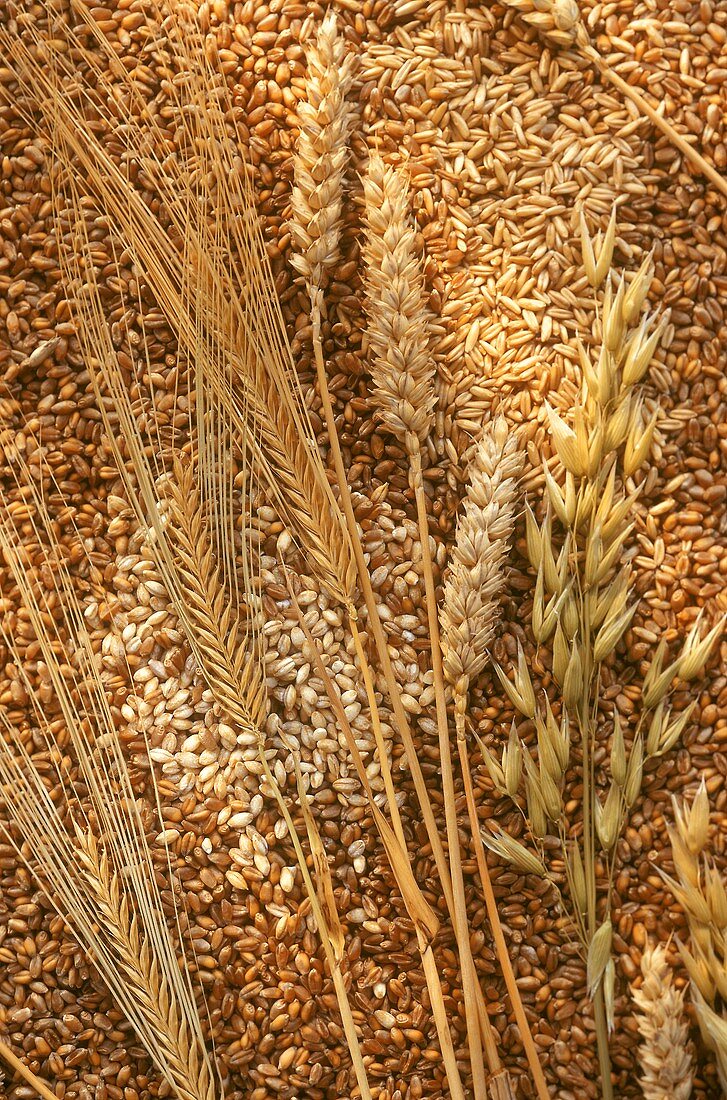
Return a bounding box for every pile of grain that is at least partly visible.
[0,0,725,1097]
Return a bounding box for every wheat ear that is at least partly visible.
[440,419,524,708]
[361,154,506,1100]
[361,153,437,446]
[290,9,356,304]
[633,943,693,1100]
[288,21,482,1091]
[440,421,550,1100]
[288,5,416,860]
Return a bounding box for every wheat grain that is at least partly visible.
[633,943,693,1100]
[362,154,437,447]
[496,0,727,200]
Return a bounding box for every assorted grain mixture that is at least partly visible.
[0,0,726,1098]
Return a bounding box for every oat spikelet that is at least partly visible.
[290,10,356,302]
[362,154,436,446]
[440,418,523,702]
[633,944,693,1100]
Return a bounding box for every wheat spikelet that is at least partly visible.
[290,10,356,304]
[361,153,436,446]
[633,943,693,1100]
[440,417,523,704]
[237,356,357,604]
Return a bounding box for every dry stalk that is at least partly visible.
[288,14,413,858]
[0,1039,59,1100]
[497,0,727,200]
[632,942,693,1100]
[362,153,500,1099]
[666,783,727,1093]
[53,219,374,1099]
[289,22,483,1096]
[481,213,723,1100]
[440,421,550,1100]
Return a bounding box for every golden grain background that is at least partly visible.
[0,1,725,1098]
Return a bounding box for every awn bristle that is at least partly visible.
[0,475,217,1100]
[1,5,357,609]
[633,944,693,1100]
[362,153,437,447]
[440,417,523,705]
[290,10,356,306]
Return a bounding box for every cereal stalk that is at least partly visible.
[0,1039,60,1100]
[410,433,496,1096]
[360,153,499,1095]
[440,421,549,1100]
